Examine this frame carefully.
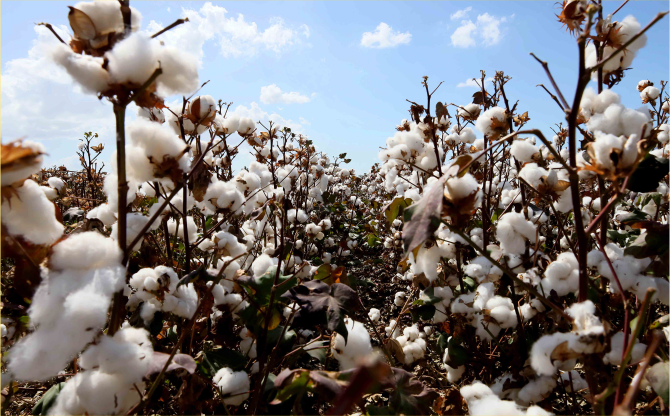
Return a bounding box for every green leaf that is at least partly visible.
[410,304,436,322]
[383,197,411,224]
[199,347,247,376]
[238,266,297,306]
[646,361,669,405]
[367,233,381,248]
[437,332,449,356]
[32,382,66,415]
[282,281,360,342]
[446,336,469,367]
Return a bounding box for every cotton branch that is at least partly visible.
[529,53,571,110]
[150,17,189,38]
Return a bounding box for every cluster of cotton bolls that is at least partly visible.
[394,324,428,364]
[587,244,669,304]
[51,1,198,97]
[6,232,125,382]
[585,14,647,77]
[126,266,198,324]
[530,301,607,377]
[451,282,521,341]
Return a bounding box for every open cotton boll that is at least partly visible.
[460,381,552,416]
[7,232,124,382]
[603,332,646,365]
[368,308,381,322]
[105,33,160,87]
[410,244,442,283]
[112,212,155,252]
[48,326,151,416]
[518,163,548,189]
[214,368,250,406]
[103,174,139,211]
[252,254,278,277]
[530,303,605,376]
[540,252,579,297]
[496,212,537,255]
[517,376,557,405]
[385,319,401,338]
[86,204,116,227]
[127,118,190,175]
[203,180,245,213]
[331,319,373,370]
[475,107,508,139]
[47,176,65,191]
[73,1,142,35]
[586,104,651,139]
[445,173,480,201]
[457,103,481,121]
[213,231,247,257]
[1,180,64,246]
[1,140,45,185]
[640,86,660,103]
[510,140,539,163]
[51,43,110,94]
[237,118,256,136]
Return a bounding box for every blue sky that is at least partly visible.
[2,1,668,173]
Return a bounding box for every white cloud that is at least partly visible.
[450,7,472,21]
[360,23,411,48]
[457,77,494,88]
[450,20,477,48]
[300,24,310,38]
[450,13,507,48]
[299,117,311,126]
[260,84,311,104]
[145,2,309,62]
[477,13,503,46]
[229,102,305,133]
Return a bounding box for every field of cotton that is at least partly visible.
[1,1,669,415]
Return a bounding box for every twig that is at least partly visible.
[530,53,571,110]
[150,17,189,38]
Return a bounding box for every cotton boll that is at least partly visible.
[496,213,537,255]
[368,308,381,322]
[252,254,278,277]
[385,319,401,338]
[603,332,646,365]
[73,1,142,35]
[1,180,64,246]
[541,252,579,297]
[203,180,245,213]
[237,118,255,136]
[331,319,373,370]
[517,376,557,405]
[156,46,199,97]
[214,368,250,406]
[458,103,481,121]
[105,33,160,87]
[47,176,65,191]
[511,140,539,163]
[640,86,660,103]
[51,43,110,94]
[475,107,508,139]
